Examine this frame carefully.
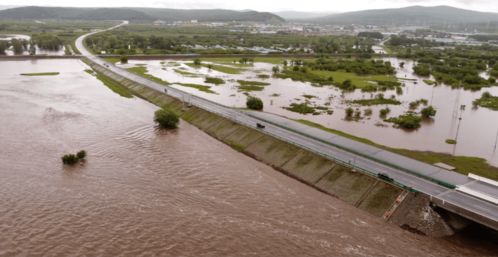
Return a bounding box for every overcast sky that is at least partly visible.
[2,0,497,13]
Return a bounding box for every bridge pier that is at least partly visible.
[388,193,455,237]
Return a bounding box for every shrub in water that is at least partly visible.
[62,154,79,165]
[421,106,437,119]
[154,108,179,129]
[246,96,264,111]
[76,150,87,160]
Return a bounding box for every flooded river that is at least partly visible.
[123,58,498,166]
[0,59,496,256]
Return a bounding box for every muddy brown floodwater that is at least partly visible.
[128,59,498,165]
[0,59,496,257]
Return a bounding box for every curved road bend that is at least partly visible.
[76,22,498,230]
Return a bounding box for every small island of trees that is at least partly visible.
[62,150,87,166]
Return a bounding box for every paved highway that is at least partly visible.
[76,22,498,230]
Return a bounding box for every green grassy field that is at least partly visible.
[296,119,498,181]
[173,69,201,77]
[103,57,121,64]
[85,69,134,98]
[204,77,225,85]
[238,85,265,92]
[311,70,397,89]
[349,98,401,106]
[237,80,270,86]
[126,66,170,85]
[175,83,216,94]
[473,93,498,111]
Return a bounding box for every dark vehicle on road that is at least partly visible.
[256,123,265,129]
[377,173,394,182]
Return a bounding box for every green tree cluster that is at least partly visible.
[154,108,179,129]
[61,150,87,166]
[246,96,264,111]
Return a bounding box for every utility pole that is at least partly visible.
[453,104,466,155]
[494,129,498,152]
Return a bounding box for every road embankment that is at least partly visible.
[83,57,454,236]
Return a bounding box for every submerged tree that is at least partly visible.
[61,150,87,166]
[421,106,437,119]
[246,96,264,111]
[345,107,354,120]
[11,39,24,55]
[120,55,128,64]
[154,108,179,129]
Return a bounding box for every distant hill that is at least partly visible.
[273,11,334,20]
[134,8,284,23]
[0,5,18,11]
[310,6,498,26]
[0,6,285,23]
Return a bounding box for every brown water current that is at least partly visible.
[0,59,497,256]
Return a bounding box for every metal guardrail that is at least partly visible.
[245,112,454,190]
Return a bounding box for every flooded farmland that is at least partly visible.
[0,34,67,56]
[1,59,496,256]
[120,58,498,166]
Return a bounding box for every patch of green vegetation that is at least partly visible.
[154,107,179,129]
[104,57,121,64]
[296,119,498,180]
[174,69,200,77]
[229,142,246,152]
[421,105,437,119]
[446,139,457,145]
[424,79,436,85]
[473,92,498,110]
[409,99,428,110]
[276,69,335,86]
[84,69,94,75]
[61,150,87,166]
[275,64,398,91]
[93,69,134,98]
[364,108,373,116]
[120,55,128,64]
[126,66,169,85]
[20,72,60,76]
[385,113,422,129]
[253,57,294,64]
[314,70,397,90]
[349,94,401,106]
[246,96,263,110]
[302,94,317,99]
[195,57,254,67]
[204,77,225,85]
[187,62,244,74]
[284,102,319,115]
[85,24,375,56]
[257,74,270,79]
[238,85,265,92]
[379,107,391,118]
[237,80,270,86]
[402,47,494,90]
[175,83,216,94]
[64,44,72,55]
